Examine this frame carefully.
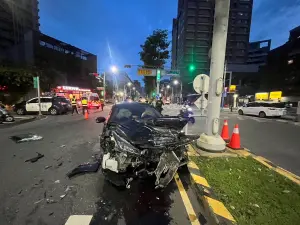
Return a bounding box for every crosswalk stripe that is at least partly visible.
[65,215,93,225]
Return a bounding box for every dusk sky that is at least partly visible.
[39,0,300,84]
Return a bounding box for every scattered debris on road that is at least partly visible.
[46,198,57,204]
[25,152,44,163]
[10,133,43,143]
[49,212,54,216]
[67,162,100,178]
[56,161,63,168]
[45,165,52,169]
[54,180,60,184]
[60,145,66,148]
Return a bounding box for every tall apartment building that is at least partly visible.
[0,0,39,59]
[171,0,253,88]
[247,40,271,66]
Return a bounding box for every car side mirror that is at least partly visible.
[96,117,106,123]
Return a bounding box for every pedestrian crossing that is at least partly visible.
[221,114,300,126]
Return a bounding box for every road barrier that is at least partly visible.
[221,120,230,142]
[227,124,243,150]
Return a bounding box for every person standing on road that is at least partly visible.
[155,97,164,114]
[81,97,89,115]
[71,96,79,115]
[100,98,104,111]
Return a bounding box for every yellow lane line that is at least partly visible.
[274,168,300,185]
[191,173,210,188]
[188,161,200,170]
[174,173,201,225]
[204,196,236,222]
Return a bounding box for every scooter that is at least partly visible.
[178,105,195,124]
[0,107,15,123]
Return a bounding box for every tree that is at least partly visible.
[139,29,170,96]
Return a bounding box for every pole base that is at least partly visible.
[196,133,226,152]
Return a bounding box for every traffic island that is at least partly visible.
[188,152,300,225]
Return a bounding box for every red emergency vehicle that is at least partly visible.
[52,86,101,109]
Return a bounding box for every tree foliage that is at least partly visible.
[139,29,170,96]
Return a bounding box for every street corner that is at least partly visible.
[0,115,47,128]
[187,145,237,225]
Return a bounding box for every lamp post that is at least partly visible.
[173,79,182,104]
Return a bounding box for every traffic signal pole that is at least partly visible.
[197,0,230,152]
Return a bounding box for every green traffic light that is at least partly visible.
[189,64,195,72]
[157,69,161,81]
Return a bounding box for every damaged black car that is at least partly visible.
[96,102,198,189]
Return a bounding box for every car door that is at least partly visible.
[243,102,253,115]
[41,98,53,112]
[26,98,39,112]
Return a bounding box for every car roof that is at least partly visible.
[115,102,150,107]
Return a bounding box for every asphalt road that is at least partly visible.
[0,106,208,225]
[163,105,300,176]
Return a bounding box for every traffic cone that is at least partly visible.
[84,110,89,120]
[227,124,243,150]
[221,120,230,142]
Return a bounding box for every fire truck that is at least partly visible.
[52,86,102,109]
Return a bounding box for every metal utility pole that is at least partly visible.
[180,82,183,104]
[37,76,42,116]
[197,0,230,152]
[221,62,227,108]
[103,72,106,102]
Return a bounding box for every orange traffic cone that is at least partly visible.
[84,110,89,120]
[227,124,243,150]
[221,120,230,142]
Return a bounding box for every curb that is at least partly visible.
[187,145,237,225]
[226,147,300,185]
[0,115,47,129]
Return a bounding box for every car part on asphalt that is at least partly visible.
[67,162,100,178]
[10,133,43,143]
[97,102,199,189]
[25,152,44,163]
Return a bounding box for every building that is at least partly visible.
[259,26,300,96]
[247,40,271,66]
[0,0,39,61]
[171,0,253,91]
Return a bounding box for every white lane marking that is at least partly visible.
[251,117,265,122]
[65,215,93,225]
[276,119,288,123]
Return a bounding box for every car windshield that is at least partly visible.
[109,103,162,124]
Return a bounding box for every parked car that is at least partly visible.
[14,97,68,115]
[238,102,286,118]
[55,96,72,111]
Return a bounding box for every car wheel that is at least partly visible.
[16,108,25,115]
[238,110,243,115]
[5,116,14,122]
[259,111,266,118]
[49,107,58,115]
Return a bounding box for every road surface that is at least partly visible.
[163,104,300,176]
[0,106,208,225]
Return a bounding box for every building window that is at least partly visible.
[196,40,209,47]
[197,32,209,38]
[186,40,194,46]
[188,17,196,24]
[186,32,194,39]
[187,24,195,31]
[188,2,196,8]
[188,10,196,16]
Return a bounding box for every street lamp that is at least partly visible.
[167,85,171,89]
[111,66,118,73]
[127,82,132,86]
[173,79,183,103]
